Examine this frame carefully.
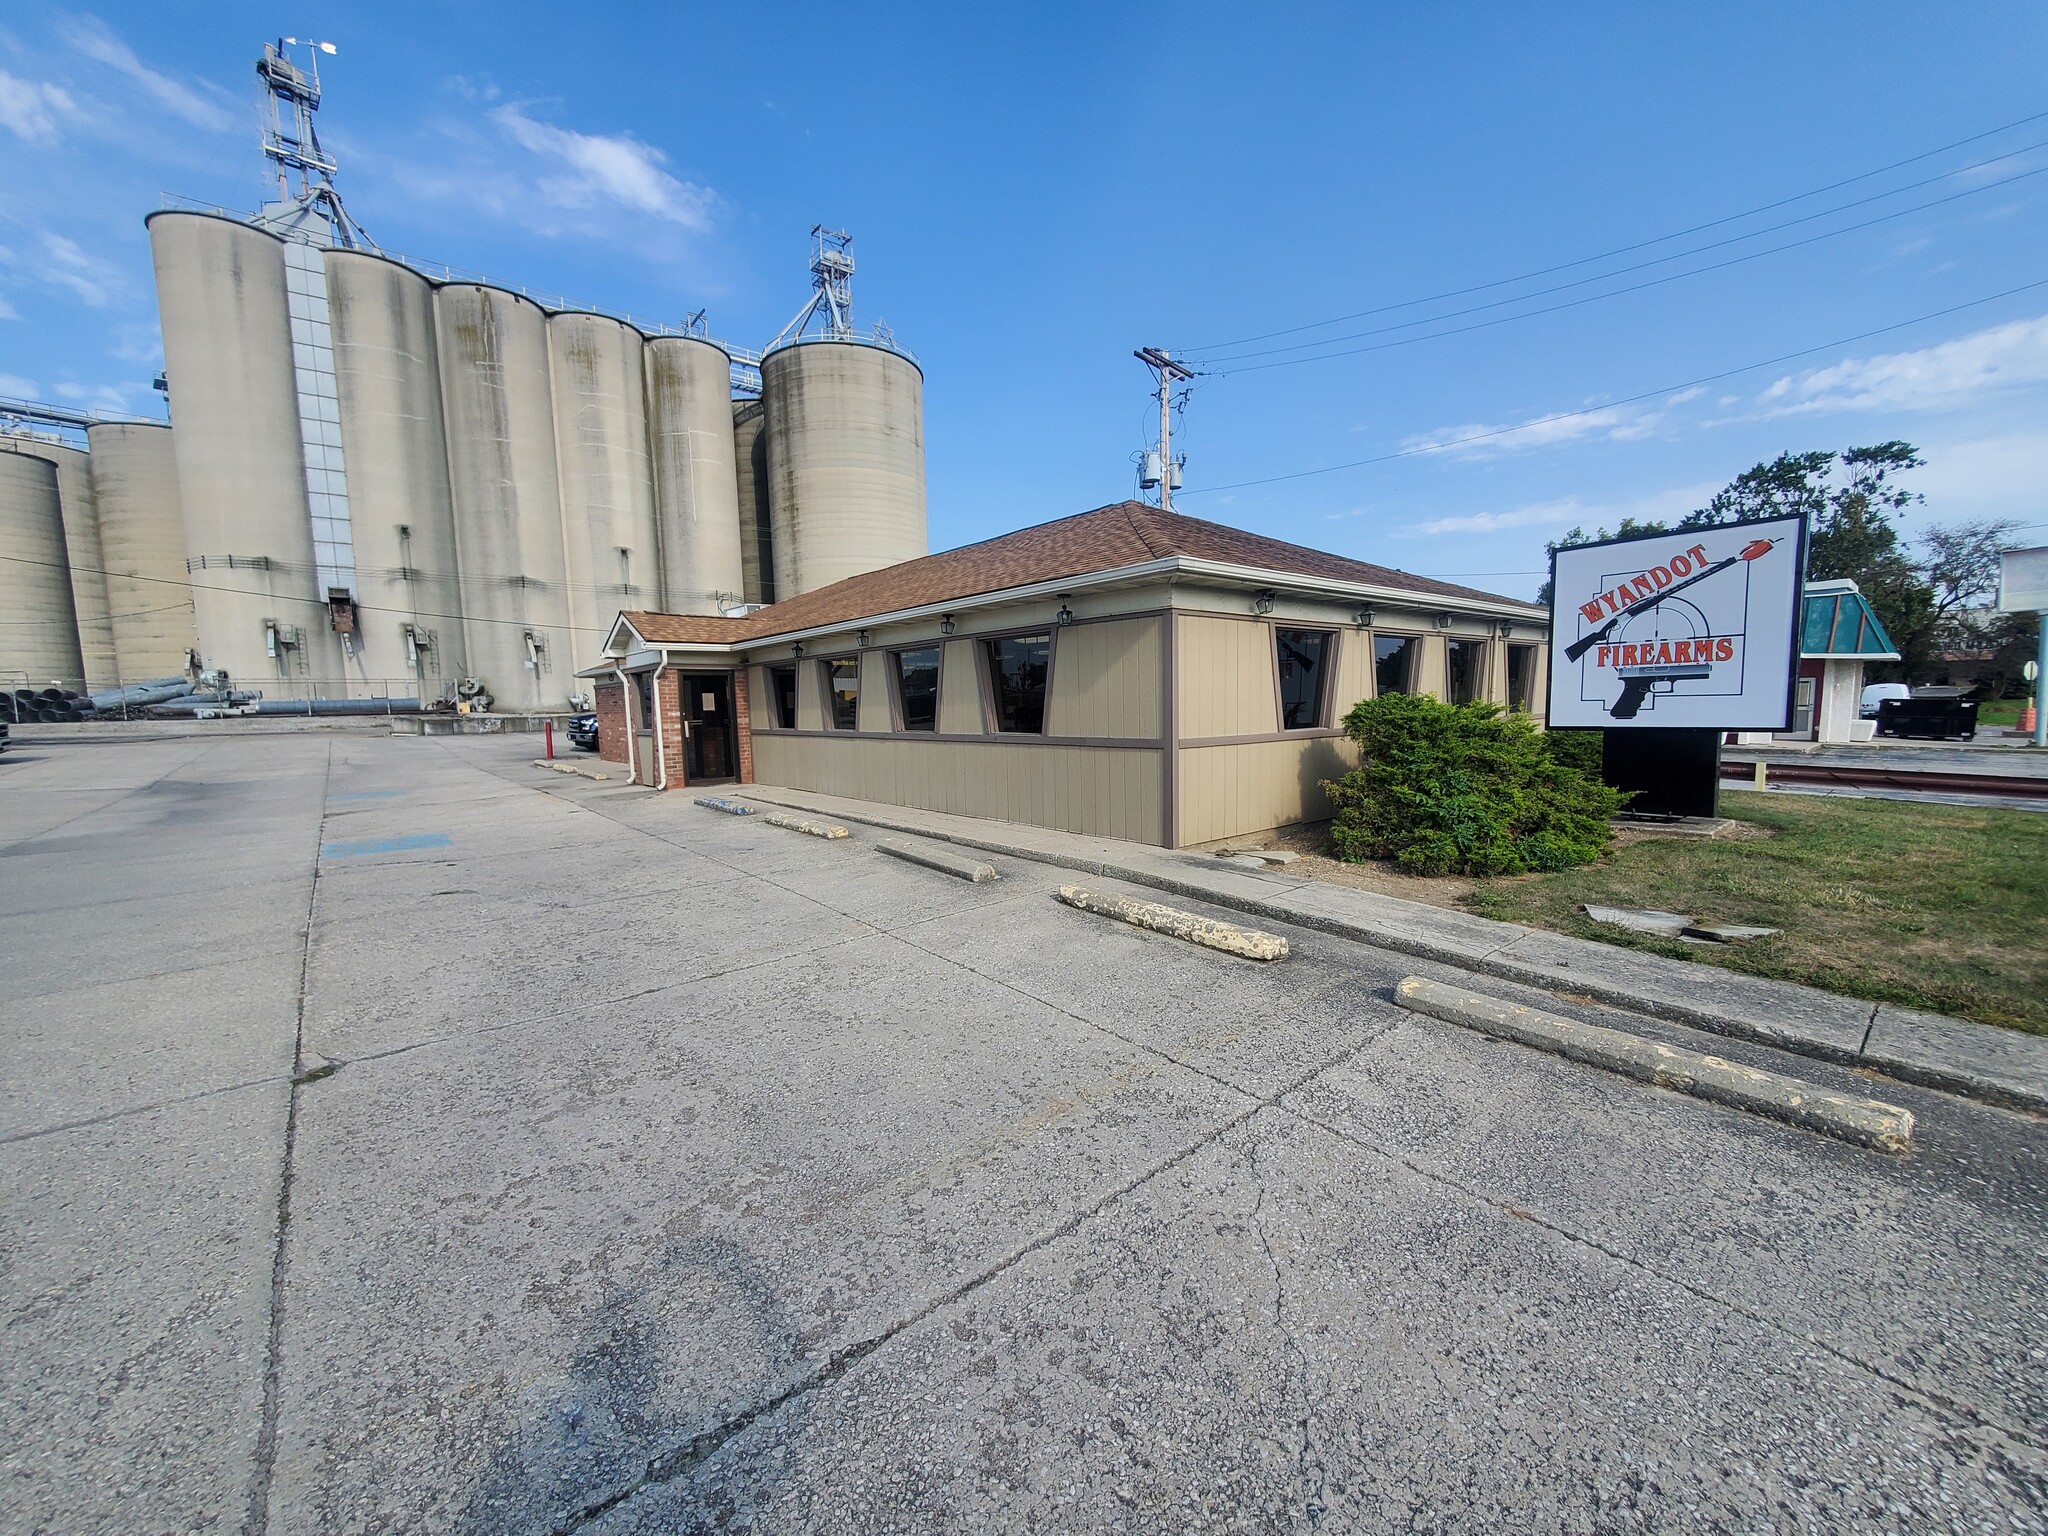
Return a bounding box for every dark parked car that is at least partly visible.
[566,712,600,752]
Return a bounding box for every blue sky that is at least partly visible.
[3,2,2046,601]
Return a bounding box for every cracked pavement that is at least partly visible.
[3,728,2044,1534]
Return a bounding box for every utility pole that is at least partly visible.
[1134,348,1194,512]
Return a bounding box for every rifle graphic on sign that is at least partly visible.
[1565,538,1779,665]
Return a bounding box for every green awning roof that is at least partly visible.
[1801,587,1899,659]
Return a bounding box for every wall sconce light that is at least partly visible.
[1496,618,1515,638]
[940,614,956,636]
[792,642,804,659]
[1253,590,1277,616]
[1353,606,1375,629]
[1054,596,1075,626]
[857,628,870,648]
[1434,612,1454,630]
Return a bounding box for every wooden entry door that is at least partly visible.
[681,672,736,783]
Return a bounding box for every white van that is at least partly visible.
[1860,682,1911,719]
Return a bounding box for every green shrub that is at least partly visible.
[1543,727,1605,777]
[1320,694,1622,877]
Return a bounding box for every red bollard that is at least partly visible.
[545,718,555,759]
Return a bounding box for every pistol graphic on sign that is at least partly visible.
[1545,515,1804,732]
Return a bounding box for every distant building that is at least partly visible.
[580,500,1547,848]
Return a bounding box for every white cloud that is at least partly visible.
[0,69,78,142]
[1400,387,1704,460]
[490,104,715,228]
[56,15,235,132]
[0,295,18,321]
[53,381,134,412]
[1757,314,2048,417]
[0,372,38,398]
[1398,481,1719,540]
[35,232,127,307]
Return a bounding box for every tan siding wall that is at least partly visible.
[1177,736,1362,846]
[1176,615,1277,740]
[858,650,892,731]
[937,638,982,734]
[1411,634,1448,699]
[1048,616,1163,739]
[1530,643,1550,717]
[1332,628,1373,718]
[796,657,827,731]
[752,736,1164,843]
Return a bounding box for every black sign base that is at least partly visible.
[1601,728,1723,819]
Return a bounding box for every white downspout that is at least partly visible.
[612,665,634,784]
[653,657,671,790]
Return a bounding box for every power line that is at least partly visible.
[1183,108,2048,354]
[1205,162,2048,374]
[1177,276,2048,495]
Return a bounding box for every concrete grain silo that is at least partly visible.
[0,453,83,691]
[85,421,198,682]
[730,399,776,606]
[547,312,660,673]
[434,284,574,710]
[643,336,745,616]
[0,437,116,690]
[326,250,468,697]
[761,340,926,597]
[148,211,339,689]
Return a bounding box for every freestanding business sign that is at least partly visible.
[1997,545,2048,748]
[1546,513,1808,731]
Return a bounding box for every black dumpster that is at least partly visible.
[1874,696,1977,740]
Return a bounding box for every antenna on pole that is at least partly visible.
[1134,348,1195,512]
[253,37,377,249]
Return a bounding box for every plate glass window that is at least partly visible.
[986,633,1051,734]
[769,665,798,729]
[1506,644,1537,712]
[894,648,939,732]
[1275,628,1333,730]
[1373,635,1414,696]
[826,659,860,730]
[1446,639,1483,705]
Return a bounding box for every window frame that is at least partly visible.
[1445,636,1487,706]
[977,626,1057,737]
[819,654,863,731]
[1369,630,1422,698]
[1505,642,1538,713]
[888,644,944,733]
[763,663,799,730]
[1271,624,1339,732]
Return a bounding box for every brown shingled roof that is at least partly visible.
[619,500,1536,648]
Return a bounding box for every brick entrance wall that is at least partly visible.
[732,668,754,784]
[593,680,628,763]
[654,668,684,789]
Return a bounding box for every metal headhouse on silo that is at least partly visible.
[30,38,932,714]
[761,228,927,599]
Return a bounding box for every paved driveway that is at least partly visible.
[3,728,2043,1534]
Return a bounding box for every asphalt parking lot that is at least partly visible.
[3,728,2045,1534]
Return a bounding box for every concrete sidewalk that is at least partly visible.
[728,783,2048,1116]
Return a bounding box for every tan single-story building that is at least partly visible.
[579,500,1548,847]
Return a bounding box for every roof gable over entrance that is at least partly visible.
[1801,579,1900,659]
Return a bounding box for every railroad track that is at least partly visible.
[1721,757,2048,800]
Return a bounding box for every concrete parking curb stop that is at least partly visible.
[694,796,754,815]
[730,784,2048,1116]
[533,759,608,781]
[1056,886,1289,961]
[1395,976,1916,1153]
[763,812,850,840]
[877,840,998,882]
